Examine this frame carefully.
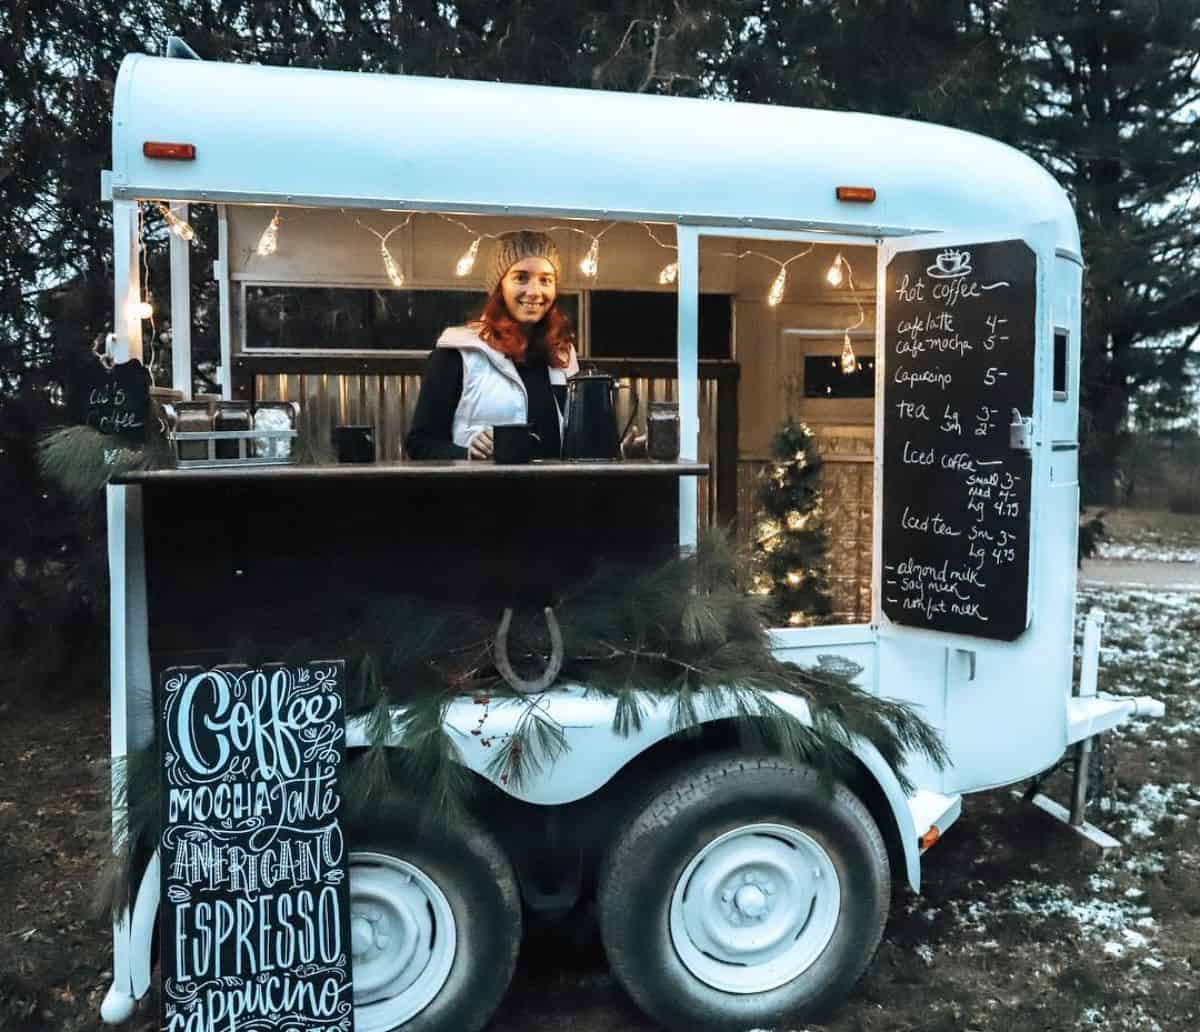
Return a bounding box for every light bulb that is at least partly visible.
[456,237,482,277]
[579,237,600,277]
[826,253,844,286]
[158,204,195,242]
[658,261,678,285]
[787,572,802,585]
[841,331,859,374]
[256,211,280,256]
[768,266,787,306]
[126,299,153,321]
[381,242,405,287]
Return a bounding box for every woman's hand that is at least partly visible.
[467,427,494,460]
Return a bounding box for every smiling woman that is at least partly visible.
[403,231,580,460]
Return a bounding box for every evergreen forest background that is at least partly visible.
[2,1,1199,704]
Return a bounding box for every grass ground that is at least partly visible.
[1,510,1197,1031]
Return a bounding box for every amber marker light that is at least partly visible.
[918,826,941,850]
[836,186,876,203]
[143,142,196,161]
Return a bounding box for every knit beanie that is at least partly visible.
[486,231,561,295]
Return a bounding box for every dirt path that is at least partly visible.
[1080,557,1200,590]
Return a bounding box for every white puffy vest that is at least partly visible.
[436,325,574,450]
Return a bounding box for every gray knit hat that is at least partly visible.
[486,231,561,295]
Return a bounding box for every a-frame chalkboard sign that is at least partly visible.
[159,661,355,1032]
[881,239,1038,641]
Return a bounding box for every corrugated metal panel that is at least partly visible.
[257,369,718,522]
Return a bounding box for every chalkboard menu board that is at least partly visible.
[160,662,355,1032]
[83,357,151,440]
[882,240,1036,641]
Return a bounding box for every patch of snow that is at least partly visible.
[1096,542,1200,563]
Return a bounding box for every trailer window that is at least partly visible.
[1053,328,1069,398]
[589,291,731,359]
[803,355,876,398]
[243,285,580,352]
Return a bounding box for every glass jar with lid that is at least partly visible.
[175,400,213,461]
[253,401,299,459]
[213,401,252,460]
[647,401,680,461]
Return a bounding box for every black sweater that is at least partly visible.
[404,348,565,460]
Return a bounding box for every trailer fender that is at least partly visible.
[347,685,925,892]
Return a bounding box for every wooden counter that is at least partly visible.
[113,458,709,484]
[126,460,707,672]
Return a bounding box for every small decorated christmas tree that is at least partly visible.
[752,421,833,626]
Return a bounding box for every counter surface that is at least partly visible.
[113,458,708,484]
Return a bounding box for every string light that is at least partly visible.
[158,203,195,242]
[658,261,679,285]
[720,244,814,307]
[381,242,405,287]
[825,249,865,374]
[767,266,788,307]
[826,252,845,286]
[841,331,859,374]
[456,236,482,277]
[353,214,414,288]
[126,299,154,321]
[579,236,600,277]
[256,211,280,256]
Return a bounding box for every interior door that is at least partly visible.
[875,230,1049,642]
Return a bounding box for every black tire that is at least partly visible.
[347,794,522,1032]
[597,754,889,1031]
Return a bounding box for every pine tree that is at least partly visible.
[752,421,833,626]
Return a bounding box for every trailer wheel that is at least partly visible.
[348,798,521,1032]
[597,755,889,1030]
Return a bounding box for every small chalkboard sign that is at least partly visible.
[159,661,355,1032]
[84,357,151,440]
[881,240,1037,641]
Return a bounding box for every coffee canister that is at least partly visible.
[253,401,299,459]
[213,401,252,459]
[647,401,680,461]
[175,400,213,461]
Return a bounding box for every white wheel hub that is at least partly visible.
[669,823,841,994]
[351,851,457,1031]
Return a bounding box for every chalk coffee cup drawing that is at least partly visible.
[334,424,375,463]
[492,423,541,464]
[928,248,972,279]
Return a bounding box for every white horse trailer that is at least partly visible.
[101,48,1165,1031]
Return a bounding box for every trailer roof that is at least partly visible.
[111,54,1080,254]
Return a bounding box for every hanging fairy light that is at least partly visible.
[256,211,281,256]
[841,331,859,374]
[826,252,845,286]
[380,241,405,287]
[579,236,600,278]
[157,203,195,242]
[767,265,788,307]
[456,236,482,277]
[126,298,154,321]
[658,261,679,285]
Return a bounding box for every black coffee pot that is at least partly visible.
[562,370,638,461]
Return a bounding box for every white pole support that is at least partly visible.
[169,201,193,397]
[112,200,143,364]
[216,204,233,398]
[1080,607,1105,698]
[676,225,700,550]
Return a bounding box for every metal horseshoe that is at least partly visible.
[494,606,564,695]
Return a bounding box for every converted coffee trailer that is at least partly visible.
[101,48,1164,1031]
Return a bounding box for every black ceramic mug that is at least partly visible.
[334,424,375,463]
[492,423,541,464]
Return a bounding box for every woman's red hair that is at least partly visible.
[473,289,575,369]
